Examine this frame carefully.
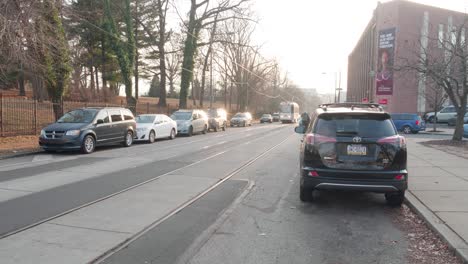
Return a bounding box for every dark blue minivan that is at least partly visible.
[391,113,426,134]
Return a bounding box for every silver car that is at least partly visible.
[230,112,253,127]
[171,110,208,136]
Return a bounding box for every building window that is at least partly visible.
[462,28,466,45]
[438,24,444,48]
[451,26,457,45]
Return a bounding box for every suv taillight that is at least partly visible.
[305,133,337,145]
[415,120,420,126]
[377,135,406,148]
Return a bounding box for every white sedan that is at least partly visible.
[135,114,177,143]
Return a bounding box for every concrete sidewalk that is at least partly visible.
[407,138,468,262]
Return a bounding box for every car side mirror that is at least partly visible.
[96,119,104,125]
[295,126,306,134]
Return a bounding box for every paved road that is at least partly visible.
[0,123,417,263]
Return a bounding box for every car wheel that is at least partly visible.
[222,123,226,131]
[188,126,193,137]
[214,123,218,132]
[202,125,208,134]
[299,186,314,202]
[230,124,234,127]
[403,126,412,134]
[169,129,176,140]
[243,122,246,127]
[81,135,96,154]
[123,131,133,147]
[385,191,405,207]
[148,130,156,144]
[428,116,435,123]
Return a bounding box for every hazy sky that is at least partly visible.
[252,0,468,94]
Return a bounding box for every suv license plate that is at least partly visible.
[347,144,367,156]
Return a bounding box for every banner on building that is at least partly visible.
[376,28,396,96]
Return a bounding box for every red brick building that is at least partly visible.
[347,0,466,113]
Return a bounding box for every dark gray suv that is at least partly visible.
[295,103,408,206]
[39,107,136,154]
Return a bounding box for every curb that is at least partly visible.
[405,191,468,264]
[0,149,43,161]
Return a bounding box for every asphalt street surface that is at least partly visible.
[0,123,431,263]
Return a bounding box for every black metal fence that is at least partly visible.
[0,95,179,136]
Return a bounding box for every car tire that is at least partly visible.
[148,130,156,144]
[188,126,193,137]
[428,116,435,123]
[243,122,246,127]
[214,123,218,132]
[403,126,412,134]
[81,135,96,154]
[169,129,176,140]
[222,123,226,131]
[299,186,314,202]
[123,131,133,147]
[202,125,208,134]
[385,191,405,207]
[230,124,233,127]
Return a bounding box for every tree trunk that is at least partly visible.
[135,50,139,100]
[90,65,95,95]
[101,35,107,90]
[157,0,167,107]
[52,98,63,121]
[200,49,211,107]
[18,65,26,96]
[452,98,467,141]
[95,66,99,93]
[179,2,199,109]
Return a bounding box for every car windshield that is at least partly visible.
[171,112,192,120]
[315,114,396,138]
[262,114,271,117]
[136,115,156,123]
[234,114,246,118]
[57,109,98,123]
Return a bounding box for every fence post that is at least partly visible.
[33,99,38,134]
[0,93,3,137]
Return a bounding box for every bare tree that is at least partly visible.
[177,0,249,109]
[398,20,468,141]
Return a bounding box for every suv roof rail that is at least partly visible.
[318,103,384,112]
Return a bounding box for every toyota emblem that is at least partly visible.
[352,136,362,143]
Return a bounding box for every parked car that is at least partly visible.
[464,124,468,138]
[207,108,228,132]
[272,113,280,122]
[425,106,468,123]
[391,113,426,134]
[135,114,177,143]
[260,114,273,123]
[39,107,136,154]
[230,112,253,127]
[171,109,208,136]
[447,113,468,126]
[294,103,408,206]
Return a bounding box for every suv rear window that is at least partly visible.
[315,114,396,138]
